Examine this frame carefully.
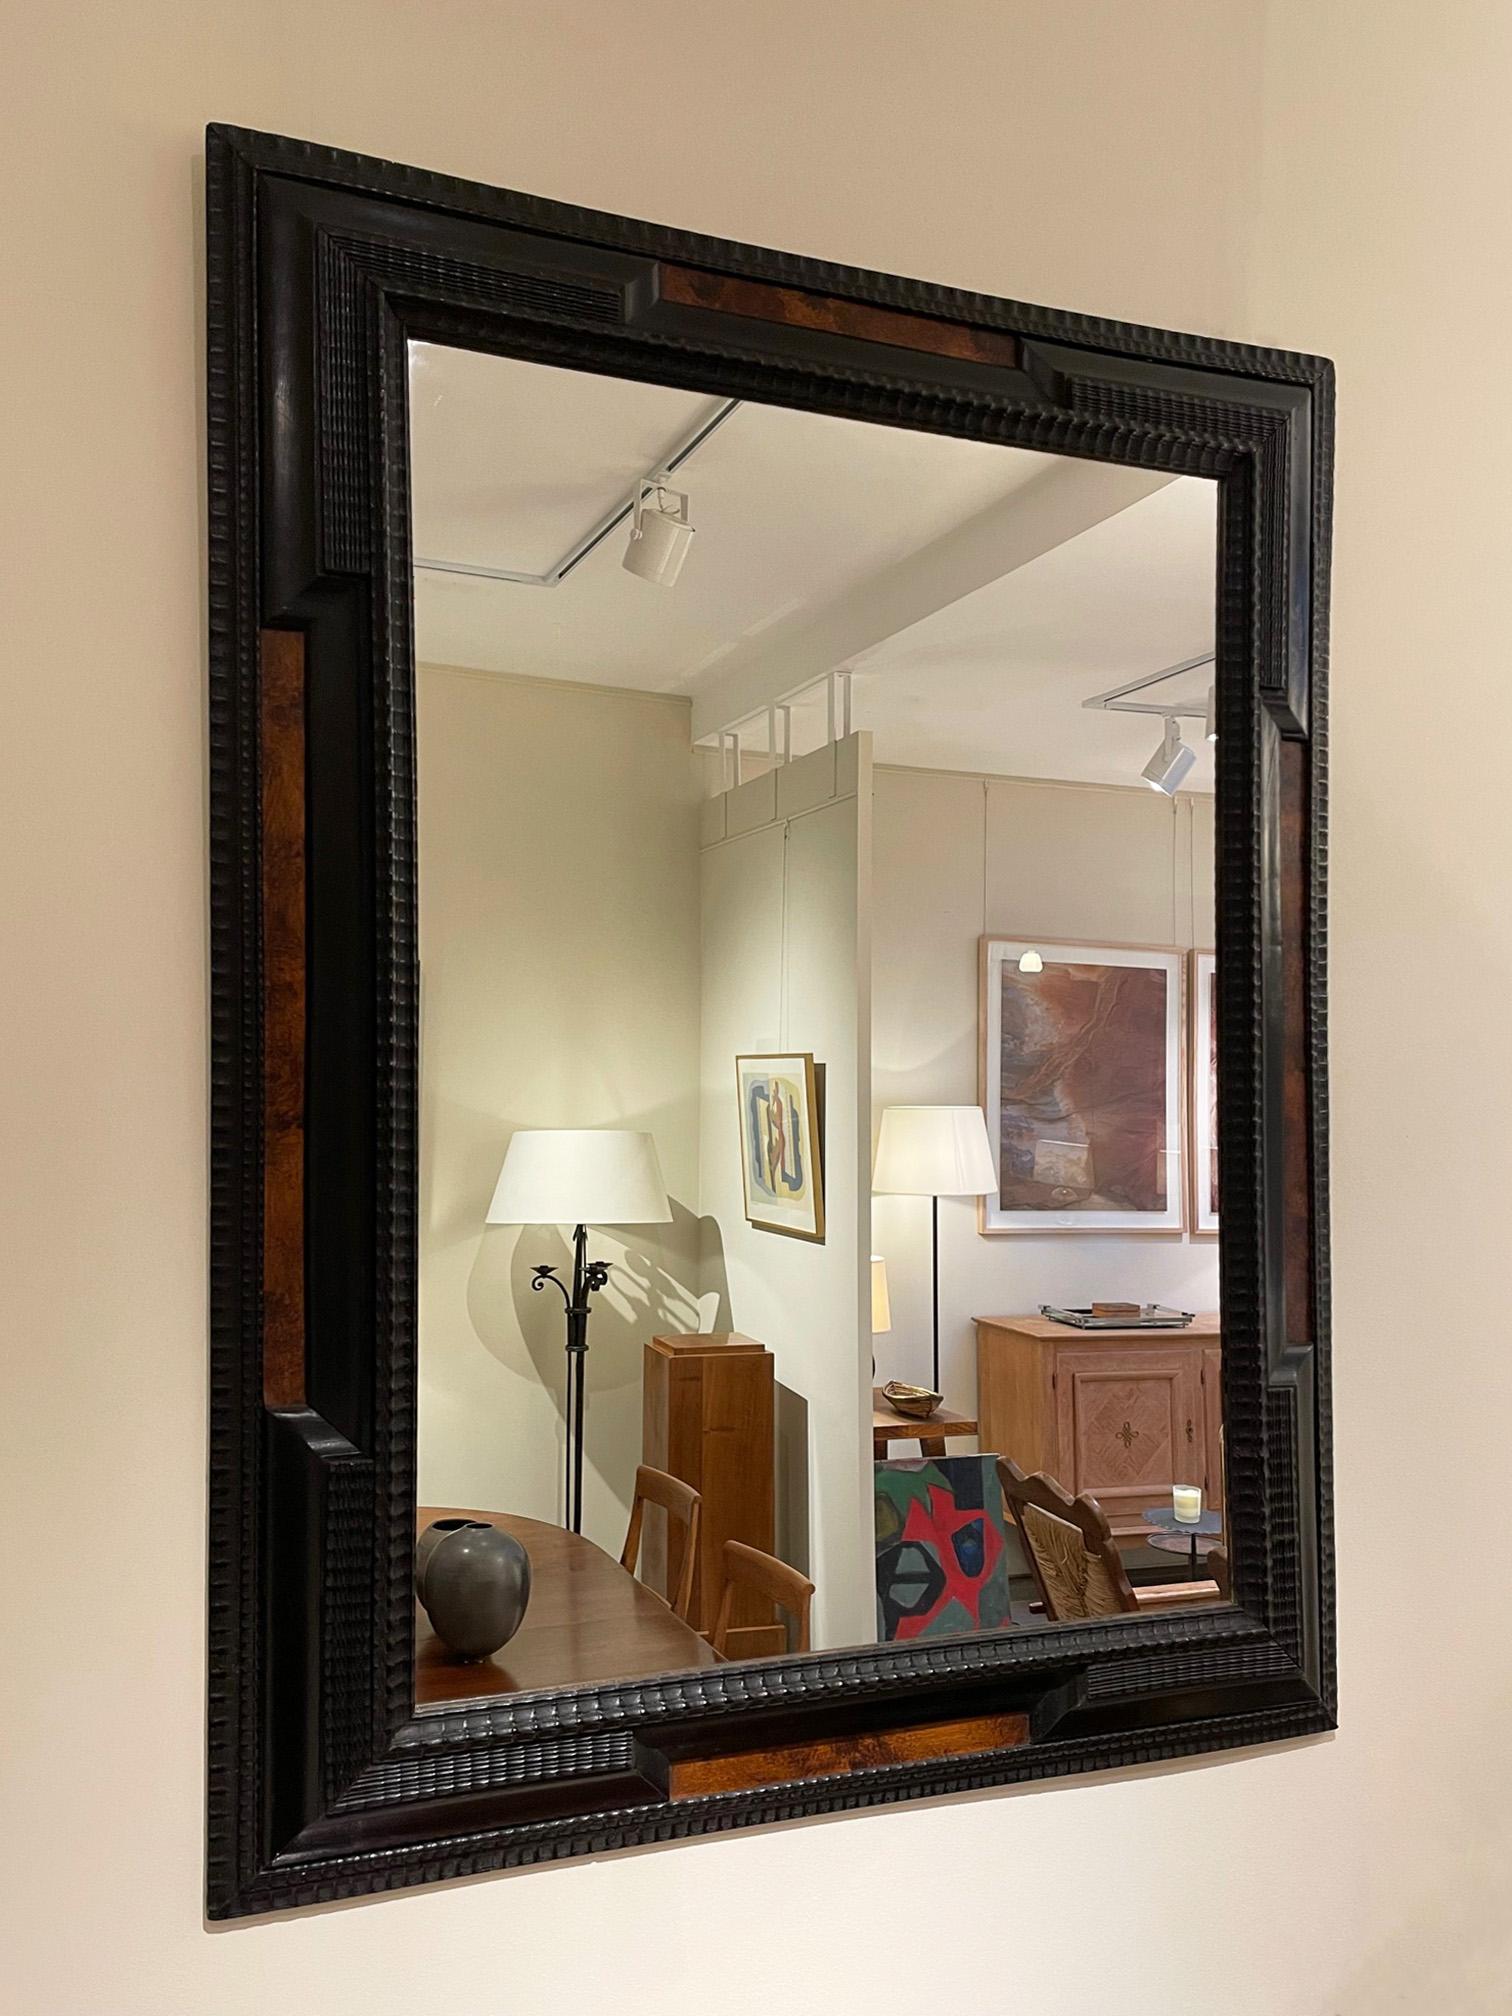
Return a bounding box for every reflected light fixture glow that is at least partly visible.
[870,1256,892,1335]
[622,478,695,587]
[1141,717,1197,796]
[1205,684,1218,743]
[1017,948,1044,973]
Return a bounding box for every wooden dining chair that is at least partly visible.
[997,1456,1218,1620]
[711,1540,814,1656]
[619,1464,702,1621]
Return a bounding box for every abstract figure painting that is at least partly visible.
[874,1456,1013,1641]
[735,1052,825,1241]
[979,938,1186,1234]
[1189,950,1219,1234]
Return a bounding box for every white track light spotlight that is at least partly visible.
[622,478,695,588]
[1141,717,1197,795]
[1017,948,1044,974]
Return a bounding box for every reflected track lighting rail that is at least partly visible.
[1085,652,1216,791]
[414,397,740,586]
[1082,651,1215,721]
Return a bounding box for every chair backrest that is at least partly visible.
[996,1456,1138,1621]
[711,1540,814,1656]
[620,1464,702,1621]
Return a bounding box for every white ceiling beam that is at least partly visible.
[688,460,1179,742]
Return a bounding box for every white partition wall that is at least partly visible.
[698,735,874,1650]
[415,667,704,1543]
[871,764,1221,1409]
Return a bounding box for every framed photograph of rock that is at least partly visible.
[978,938,1186,1235]
[1189,949,1220,1236]
[736,1052,825,1242]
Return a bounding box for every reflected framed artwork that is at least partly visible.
[736,1052,824,1241]
[979,938,1186,1234]
[874,1456,1013,1642]
[1190,949,1219,1235]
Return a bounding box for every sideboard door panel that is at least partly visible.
[1054,1348,1206,1537]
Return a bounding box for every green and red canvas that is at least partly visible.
[874,1455,1012,1641]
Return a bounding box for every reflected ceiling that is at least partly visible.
[410,344,1216,789]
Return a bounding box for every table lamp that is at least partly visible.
[487,1128,670,1534]
[870,1254,891,1378]
[871,1106,996,1396]
[871,1255,892,1336]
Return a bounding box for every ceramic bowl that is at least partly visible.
[882,1379,944,1420]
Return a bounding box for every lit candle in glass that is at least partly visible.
[1172,1484,1203,1525]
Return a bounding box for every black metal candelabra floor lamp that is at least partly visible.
[486,1128,670,1534]
[528,1225,609,1535]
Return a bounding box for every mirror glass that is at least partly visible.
[409,341,1225,1707]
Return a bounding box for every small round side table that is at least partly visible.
[1140,1506,1223,1581]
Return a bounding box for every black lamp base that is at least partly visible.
[930,1191,941,1397]
[531,1223,609,1534]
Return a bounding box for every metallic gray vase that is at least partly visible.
[415,1519,532,1660]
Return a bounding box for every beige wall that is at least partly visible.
[699,739,874,1648]
[1236,2,1512,1999]
[415,665,703,1546]
[6,2,1512,2010]
[872,766,1220,1403]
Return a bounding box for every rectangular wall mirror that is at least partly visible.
[206,124,1333,1916]
[410,347,1227,1698]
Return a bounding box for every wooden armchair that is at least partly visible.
[996,1457,1219,1620]
[620,1464,702,1621]
[711,1540,814,1656]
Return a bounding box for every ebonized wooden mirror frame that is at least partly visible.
[205,122,1334,1918]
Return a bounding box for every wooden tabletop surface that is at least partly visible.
[871,1387,978,1454]
[415,1506,720,1707]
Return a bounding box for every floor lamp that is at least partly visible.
[487,1128,670,1534]
[871,1106,996,1397]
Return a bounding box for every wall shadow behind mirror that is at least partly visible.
[410,339,1227,1711]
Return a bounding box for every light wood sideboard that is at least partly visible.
[974,1314,1223,1546]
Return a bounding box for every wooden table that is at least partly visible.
[871,1388,979,1461]
[415,1506,720,1707]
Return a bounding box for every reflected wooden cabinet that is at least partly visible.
[975,1314,1223,1546]
[642,1332,784,1657]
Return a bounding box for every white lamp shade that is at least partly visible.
[871,1105,997,1197]
[486,1129,671,1227]
[871,1255,892,1334]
